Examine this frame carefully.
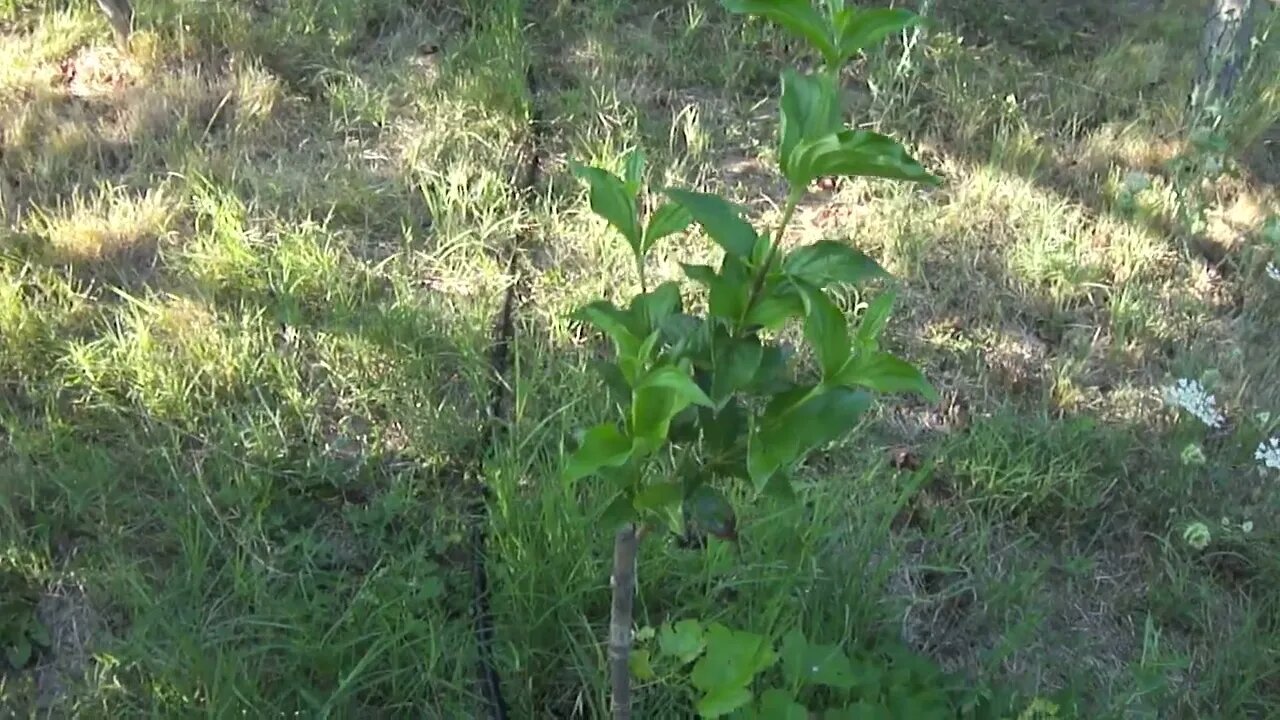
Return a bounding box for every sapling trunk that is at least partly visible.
[608,523,638,720]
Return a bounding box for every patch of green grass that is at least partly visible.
[2,0,1280,716]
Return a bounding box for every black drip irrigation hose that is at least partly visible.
[467,64,544,720]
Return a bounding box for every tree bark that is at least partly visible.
[608,524,638,720]
[1195,0,1256,107]
[96,0,133,49]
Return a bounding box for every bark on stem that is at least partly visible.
[609,523,639,720]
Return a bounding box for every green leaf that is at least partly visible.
[590,359,631,406]
[746,345,793,395]
[598,491,636,530]
[797,283,851,381]
[710,334,763,405]
[838,352,937,400]
[825,702,891,720]
[855,290,895,350]
[684,484,737,541]
[780,629,858,689]
[659,619,707,664]
[631,386,680,452]
[779,70,843,180]
[565,424,633,482]
[748,386,871,488]
[635,481,683,511]
[743,283,805,329]
[572,163,642,254]
[5,636,31,668]
[785,240,888,289]
[27,620,50,647]
[722,0,839,66]
[623,148,646,196]
[636,365,714,408]
[759,689,808,720]
[631,282,683,333]
[700,399,747,458]
[696,686,753,719]
[690,623,777,692]
[644,202,693,252]
[576,301,642,359]
[682,263,717,287]
[762,472,797,503]
[835,8,920,58]
[787,129,938,188]
[710,255,751,324]
[629,648,656,681]
[665,189,758,258]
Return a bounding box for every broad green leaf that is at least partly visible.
[631,282,683,333]
[835,8,920,58]
[565,424,632,482]
[758,689,808,720]
[644,202,693,252]
[780,629,858,689]
[710,255,751,324]
[779,70,842,180]
[665,189,757,258]
[746,345,793,395]
[748,386,871,488]
[784,240,888,288]
[690,623,777,692]
[631,386,680,452]
[636,365,714,408]
[696,686,753,718]
[787,129,938,188]
[743,283,805,329]
[684,484,737,541]
[838,352,937,400]
[681,263,717,287]
[635,481,683,511]
[722,0,839,66]
[700,399,747,457]
[576,301,642,359]
[589,359,631,406]
[27,620,50,647]
[797,283,851,381]
[599,491,637,530]
[572,163,642,253]
[5,637,31,668]
[762,472,797,503]
[710,334,763,405]
[681,259,751,325]
[623,148,646,196]
[629,648,656,681]
[825,702,891,720]
[659,619,706,664]
[855,290,895,350]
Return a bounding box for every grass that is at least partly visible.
[2,0,1279,716]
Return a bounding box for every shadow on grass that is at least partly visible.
[0,0,527,714]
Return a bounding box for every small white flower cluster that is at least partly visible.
[1257,437,1280,471]
[1165,378,1225,428]
[1267,263,1280,283]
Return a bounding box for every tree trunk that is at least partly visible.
[1195,0,1256,108]
[96,0,133,49]
[608,524,638,720]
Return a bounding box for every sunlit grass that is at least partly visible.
[1,0,1279,716]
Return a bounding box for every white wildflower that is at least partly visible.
[1256,437,1280,471]
[1267,263,1280,283]
[1164,378,1225,428]
[1241,521,1254,534]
